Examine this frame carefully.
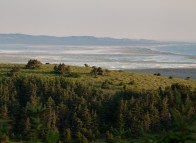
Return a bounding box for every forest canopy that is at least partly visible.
[0,63,195,143]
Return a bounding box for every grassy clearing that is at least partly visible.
[0,63,196,92]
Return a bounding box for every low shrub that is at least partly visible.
[26,59,42,69]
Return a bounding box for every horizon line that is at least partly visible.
[0,33,196,43]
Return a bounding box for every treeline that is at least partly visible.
[0,75,196,142]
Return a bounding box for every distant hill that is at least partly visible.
[0,33,174,46]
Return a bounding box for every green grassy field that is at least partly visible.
[1,63,196,92]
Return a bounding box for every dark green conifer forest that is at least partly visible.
[0,62,195,143]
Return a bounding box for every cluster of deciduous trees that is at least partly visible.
[0,74,195,142]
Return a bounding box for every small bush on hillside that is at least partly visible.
[53,64,71,75]
[26,59,42,69]
[90,66,104,77]
[91,66,98,77]
[185,77,191,80]
[154,73,161,76]
[97,67,104,75]
[84,64,90,67]
[7,66,21,77]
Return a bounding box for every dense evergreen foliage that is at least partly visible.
[0,63,195,142]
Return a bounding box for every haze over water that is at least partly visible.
[0,43,196,69]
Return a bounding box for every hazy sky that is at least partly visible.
[0,0,196,41]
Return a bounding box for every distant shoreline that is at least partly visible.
[125,68,196,80]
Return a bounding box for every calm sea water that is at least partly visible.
[0,44,196,69]
[151,44,196,55]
